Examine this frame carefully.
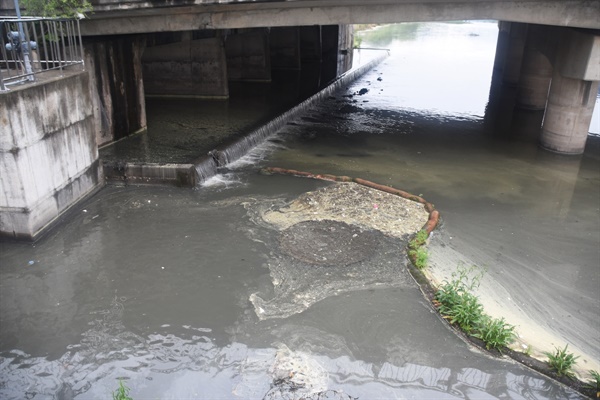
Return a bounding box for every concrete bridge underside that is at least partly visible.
[80,0,600,36]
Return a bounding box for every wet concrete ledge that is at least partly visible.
[102,161,198,187]
[101,51,389,186]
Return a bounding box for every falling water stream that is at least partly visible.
[0,21,598,399]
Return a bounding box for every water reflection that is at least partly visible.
[0,297,583,400]
[357,22,498,117]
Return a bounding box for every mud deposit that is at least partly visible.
[244,182,428,321]
[261,182,429,237]
[279,220,379,267]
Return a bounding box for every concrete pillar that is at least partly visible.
[502,23,528,86]
[541,72,599,153]
[85,36,147,146]
[540,29,600,154]
[336,24,354,77]
[143,35,229,98]
[225,28,271,82]
[299,26,323,95]
[321,25,340,84]
[485,22,516,133]
[490,21,511,86]
[516,25,555,110]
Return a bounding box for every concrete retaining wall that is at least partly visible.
[226,29,271,82]
[0,71,102,240]
[270,27,301,70]
[143,36,229,98]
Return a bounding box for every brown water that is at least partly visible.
[1,21,598,399]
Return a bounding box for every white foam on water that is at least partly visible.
[226,136,288,170]
[201,173,243,188]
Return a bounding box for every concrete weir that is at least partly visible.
[0,71,103,241]
[204,53,388,170]
[104,51,388,186]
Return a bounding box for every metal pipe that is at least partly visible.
[31,18,40,70]
[59,21,67,71]
[0,67,6,91]
[53,21,62,72]
[76,18,84,69]
[13,0,34,81]
[41,20,50,69]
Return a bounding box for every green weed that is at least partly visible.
[435,265,515,344]
[408,247,428,269]
[544,344,579,378]
[411,230,429,248]
[472,316,516,351]
[408,230,429,269]
[584,370,600,392]
[434,264,483,314]
[112,380,133,400]
[21,0,92,17]
[353,35,363,49]
[442,291,484,333]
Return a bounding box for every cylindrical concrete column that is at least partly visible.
[489,21,511,86]
[502,23,528,86]
[516,27,553,110]
[540,71,599,154]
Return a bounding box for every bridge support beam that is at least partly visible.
[540,30,600,154]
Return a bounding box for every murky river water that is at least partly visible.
[1,21,598,399]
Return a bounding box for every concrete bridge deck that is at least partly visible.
[78,0,599,35]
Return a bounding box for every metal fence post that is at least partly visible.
[1,16,85,88]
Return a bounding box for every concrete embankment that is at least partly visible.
[0,70,102,241]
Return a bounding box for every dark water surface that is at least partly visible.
[1,21,598,399]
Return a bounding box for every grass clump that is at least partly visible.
[408,230,429,269]
[544,344,579,378]
[409,230,429,249]
[584,370,600,394]
[408,247,428,269]
[472,316,516,351]
[113,380,133,400]
[434,265,515,350]
[436,281,483,333]
[435,265,485,334]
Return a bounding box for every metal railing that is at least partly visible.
[0,16,84,91]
